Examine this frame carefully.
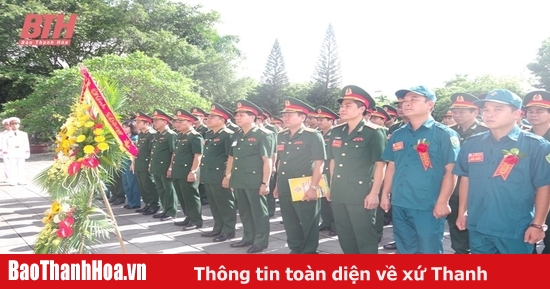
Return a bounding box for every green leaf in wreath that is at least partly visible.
[510,148,519,155]
[502,149,511,155]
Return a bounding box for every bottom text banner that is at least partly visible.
[2,254,546,288]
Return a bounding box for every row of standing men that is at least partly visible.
[1,117,30,186]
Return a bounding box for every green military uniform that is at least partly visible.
[134,112,160,215]
[226,119,241,133]
[172,109,204,228]
[200,103,237,241]
[260,108,278,218]
[327,85,387,254]
[315,106,338,235]
[191,107,209,206]
[150,109,178,220]
[524,90,550,254]
[447,93,489,254]
[228,100,275,252]
[276,98,326,253]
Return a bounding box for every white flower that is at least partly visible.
[53,214,61,223]
[61,203,71,213]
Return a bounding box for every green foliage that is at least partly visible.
[1,52,207,138]
[527,37,550,90]
[432,74,527,121]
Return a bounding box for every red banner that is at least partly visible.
[79,65,138,157]
[1,254,547,288]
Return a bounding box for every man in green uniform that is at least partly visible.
[327,85,387,254]
[315,106,338,236]
[201,103,237,242]
[370,107,391,137]
[273,97,326,253]
[226,100,274,253]
[259,108,278,218]
[523,90,550,254]
[442,109,456,126]
[171,109,204,230]
[150,109,178,221]
[306,110,319,129]
[270,116,283,131]
[133,112,160,215]
[447,93,488,254]
[382,105,398,128]
[191,107,209,206]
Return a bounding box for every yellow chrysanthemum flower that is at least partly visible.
[94,135,105,143]
[84,121,95,128]
[50,201,61,214]
[42,214,53,224]
[76,135,86,143]
[93,128,104,136]
[76,121,85,128]
[67,126,76,136]
[97,142,109,151]
[83,145,95,154]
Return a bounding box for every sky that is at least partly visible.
[182,0,549,97]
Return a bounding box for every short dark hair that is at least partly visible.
[122,119,138,135]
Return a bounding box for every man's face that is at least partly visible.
[526,106,550,126]
[208,115,225,128]
[152,118,167,130]
[9,121,20,131]
[135,120,149,131]
[282,112,305,128]
[370,115,386,126]
[306,116,318,128]
[451,108,477,126]
[401,93,433,118]
[481,102,520,130]
[442,116,455,125]
[339,100,364,121]
[317,117,333,130]
[234,112,254,127]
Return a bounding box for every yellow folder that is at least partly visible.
[288,174,330,202]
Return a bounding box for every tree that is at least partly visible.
[527,37,550,90]
[306,23,342,111]
[248,39,289,113]
[0,0,245,106]
[1,52,207,140]
[432,74,527,121]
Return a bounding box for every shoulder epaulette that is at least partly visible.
[258,126,272,134]
[303,127,318,133]
[222,127,234,134]
[278,128,290,135]
[364,122,381,130]
[333,123,346,129]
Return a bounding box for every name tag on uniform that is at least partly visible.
[159,137,165,140]
[392,141,404,151]
[248,137,257,142]
[332,140,342,148]
[352,137,364,142]
[213,138,220,142]
[294,141,303,145]
[468,153,484,162]
[232,141,238,147]
[277,144,285,151]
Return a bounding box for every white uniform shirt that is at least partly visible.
[2,130,30,159]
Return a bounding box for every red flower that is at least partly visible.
[82,156,99,168]
[93,123,104,129]
[416,143,429,153]
[62,216,75,227]
[56,223,73,238]
[67,161,82,175]
[504,155,519,165]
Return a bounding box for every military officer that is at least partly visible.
[272,97,326,254]
[327,85,387,254]
[133,112,161,215]
[306,110,319,129]
[523,90,550,254]
[315,106,338,236]
[2,117,30,186]
[1,119,12,182]
[190,107,209,206]
[270,116,283,131]
[381,85,460,254]
[370,107,391,136]
[442,110,456,126]
[446,93,489,254]
[259,108,279,218]
[201,104,237,241]
[454,89,550,254]
[387,100,409,139]
[226,117,241,133]
[171,109,204,230]
[225,100,274,253]
[150,109,178,221]
[382,104,398,128]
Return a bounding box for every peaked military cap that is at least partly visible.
[371,106,391,121]
[257,108,267,121]
[281,97,314,115]
[523,90,550,108]
[382,104,398,118]
[135,111,153,123]
[444,110,453,117]
[395,85,436,102]
[208,103,232,120]
[271,116,283,124]
[337,85,376,111]
[173,108,197,122]
[234,99,262,116]
[315,106,338,120]
[152,109,172,122]
[260,107,273,118]
[190,107,207,117]
[473,89,522,110]
[450,93,478,109]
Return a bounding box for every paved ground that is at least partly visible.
[0,153,545,254]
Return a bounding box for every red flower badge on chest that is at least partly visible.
[493,148,524,180]
[414,139,432,170]
[248,137,257,142]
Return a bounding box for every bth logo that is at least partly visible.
[19,14,77,46]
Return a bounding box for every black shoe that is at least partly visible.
[247,245,267,253]
[136,205,150,213]
[113,199,125,206]
[201,231,221,237]
[143,208,158,215]
[213,233,235,242]
[161,216,174,221]
[329,230,337,236]
[182,223,202,230]
[383,242,397,250]
[152,212,165,218]
[127,205,140,209]
[175,218,190,226]
[123,204,131,209]
[230,240,253,248]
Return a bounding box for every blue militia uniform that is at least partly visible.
[381,117,460,253]
[453,125,550,253]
